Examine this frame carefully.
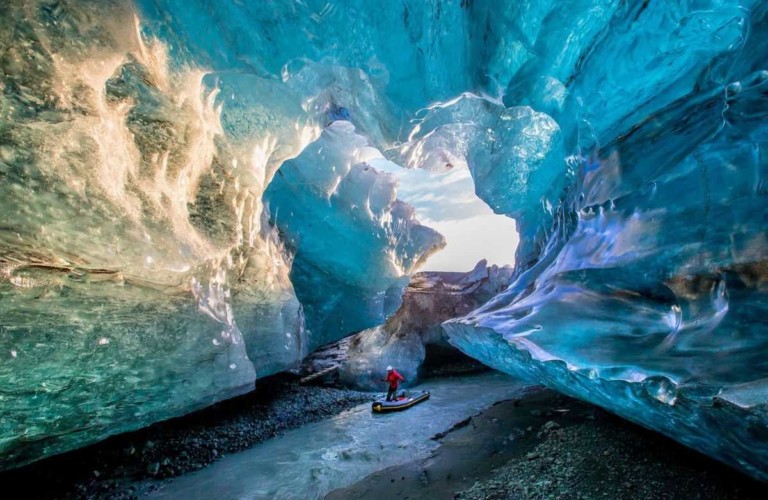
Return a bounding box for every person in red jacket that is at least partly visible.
[383,365,405,401]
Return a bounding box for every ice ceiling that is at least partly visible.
[1,0,767,480]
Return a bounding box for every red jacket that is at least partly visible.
[385,369,404,389]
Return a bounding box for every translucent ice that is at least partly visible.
[0,1,314,469]
[2,0,768,480]
[443,0,768,481]
[263,121,444,348]
[338,260,513,390]
[0,0,445,468]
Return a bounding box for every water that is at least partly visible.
[148,372,525,500]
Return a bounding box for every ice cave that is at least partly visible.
[1,0,767,497]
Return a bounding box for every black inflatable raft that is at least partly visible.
[371,390,430,412]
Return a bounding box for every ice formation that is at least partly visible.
[442,0,768,481]
[1,0,767,480]
[0,0,439,468]
[337,260,513,389]
[263,121,444,349]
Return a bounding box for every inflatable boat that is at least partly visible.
[371,390,430,413]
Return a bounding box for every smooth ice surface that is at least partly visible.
[263,121,444,347]
[0,0,323,469]
[148,373,525,500]
[442,0,768,481]
[2,0,768,479]
[0,0,449,468]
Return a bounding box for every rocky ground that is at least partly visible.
[5,370,765,500]
[0,374,371,499]
[327,388,765,500]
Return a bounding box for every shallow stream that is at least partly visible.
[148,372,525,499]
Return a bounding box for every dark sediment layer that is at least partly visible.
[327,388,765,500]
[0,374,371,500]
[419,344,490,379]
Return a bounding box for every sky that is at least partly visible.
[368,158,519,272]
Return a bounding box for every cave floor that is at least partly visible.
[142,372,526,499]
[327,388,765,500]
[2,373,764,500]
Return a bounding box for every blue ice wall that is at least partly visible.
[263,121,444,348]
[2,0,768,479]
[443,0,768,481]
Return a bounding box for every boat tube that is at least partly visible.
[371,390,430,413]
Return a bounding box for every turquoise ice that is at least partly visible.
[0,0,767,480]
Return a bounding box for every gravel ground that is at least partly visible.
[327,388,765,500]
[0,374,372,500]
[458,396,765,500]
[8,371,763,500]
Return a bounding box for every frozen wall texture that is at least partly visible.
[1,0,767,480]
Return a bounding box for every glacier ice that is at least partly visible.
[0,0,767,481]
[263,121,444,348]
[0,0,316,469]
[0,0,448,470]
[442,0,768,481]
[0,0,432,469]
[338,260,513,390]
